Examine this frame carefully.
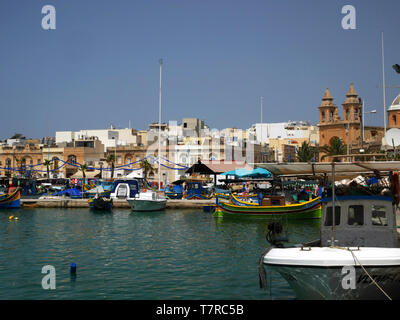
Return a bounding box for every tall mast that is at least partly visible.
[158,59,163,191]
[260,96,263,124]
[382,32,387,133]
[260,96,264,144]
[331,162,336,247]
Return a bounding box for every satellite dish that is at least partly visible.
[384,128,400,147]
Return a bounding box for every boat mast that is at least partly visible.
[331,162,336,247]
[158,59,163,191]
[382,31,387,134]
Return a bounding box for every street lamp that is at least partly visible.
[393,64,400,74]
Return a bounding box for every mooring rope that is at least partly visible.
[258,246,274,290]
[336,246,392,300]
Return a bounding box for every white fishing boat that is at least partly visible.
[128,59,167,213]
[257,161,400,300]
[128,189,167,212]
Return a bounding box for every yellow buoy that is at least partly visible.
[8,216,14,220]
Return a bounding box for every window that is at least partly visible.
[183,123,187,128]
[346,109,350,121]
[37,159,41,165]
[348,205,364,225]
[117,156,122,164]
[371,205,388,226]
[68,155,77,163]
[325,206,341,226]
[393,115,397,125]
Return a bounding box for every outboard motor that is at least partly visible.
[266,221,288,247]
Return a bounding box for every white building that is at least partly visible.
[250,121,318,145]
[56,126,140,152]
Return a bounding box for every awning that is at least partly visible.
[221,168,272,178]
[253,162,400,177]
[185,160,253,175]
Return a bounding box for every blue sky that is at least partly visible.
[0,0,400,139]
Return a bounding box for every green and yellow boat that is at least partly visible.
[214,193,321,219]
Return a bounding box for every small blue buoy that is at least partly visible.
[70,263,77,274]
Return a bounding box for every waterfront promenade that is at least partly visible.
[21,198,214,209]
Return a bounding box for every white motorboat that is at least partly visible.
[258,161,400,300]
[128,189,167,212]
[110,179,140,200]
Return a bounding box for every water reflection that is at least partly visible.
[0,207,318,299]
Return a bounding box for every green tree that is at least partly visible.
[14,156,26,176]
[106,154,115,179]
[79,164,88,181]
[140,159,154,180]
[296,141,316,162]
[319,137,347,162]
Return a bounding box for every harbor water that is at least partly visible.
[0,208,320,300]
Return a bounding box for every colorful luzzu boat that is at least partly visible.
[214,193,321,219]
[0,188,21,209]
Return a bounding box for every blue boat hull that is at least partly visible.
[0,198,20,208]
[0,189,21,209]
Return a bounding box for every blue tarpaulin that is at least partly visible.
[52,188,82,197]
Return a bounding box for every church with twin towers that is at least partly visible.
[318,83,385,161]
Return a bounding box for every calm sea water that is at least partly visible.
[0,207,320,300]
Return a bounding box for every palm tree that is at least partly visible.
[319,137,347,162]
[296,141,316,162]
[14,156,26,176]
[140,159,154,181]
[106,154,115,179]
[79,164,88,181]
[43,159,52,179]
[98,161,103,179]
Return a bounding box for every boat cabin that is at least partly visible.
[320,196,398,248]
[261,195,286,206]
[110,179,140,200]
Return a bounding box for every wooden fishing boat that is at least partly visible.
[203,204,216,213]
[164,191,183,199]
[0,188,21,209]
[214,194,321,219]
[229,193,261,206]
[88,196,113,210]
